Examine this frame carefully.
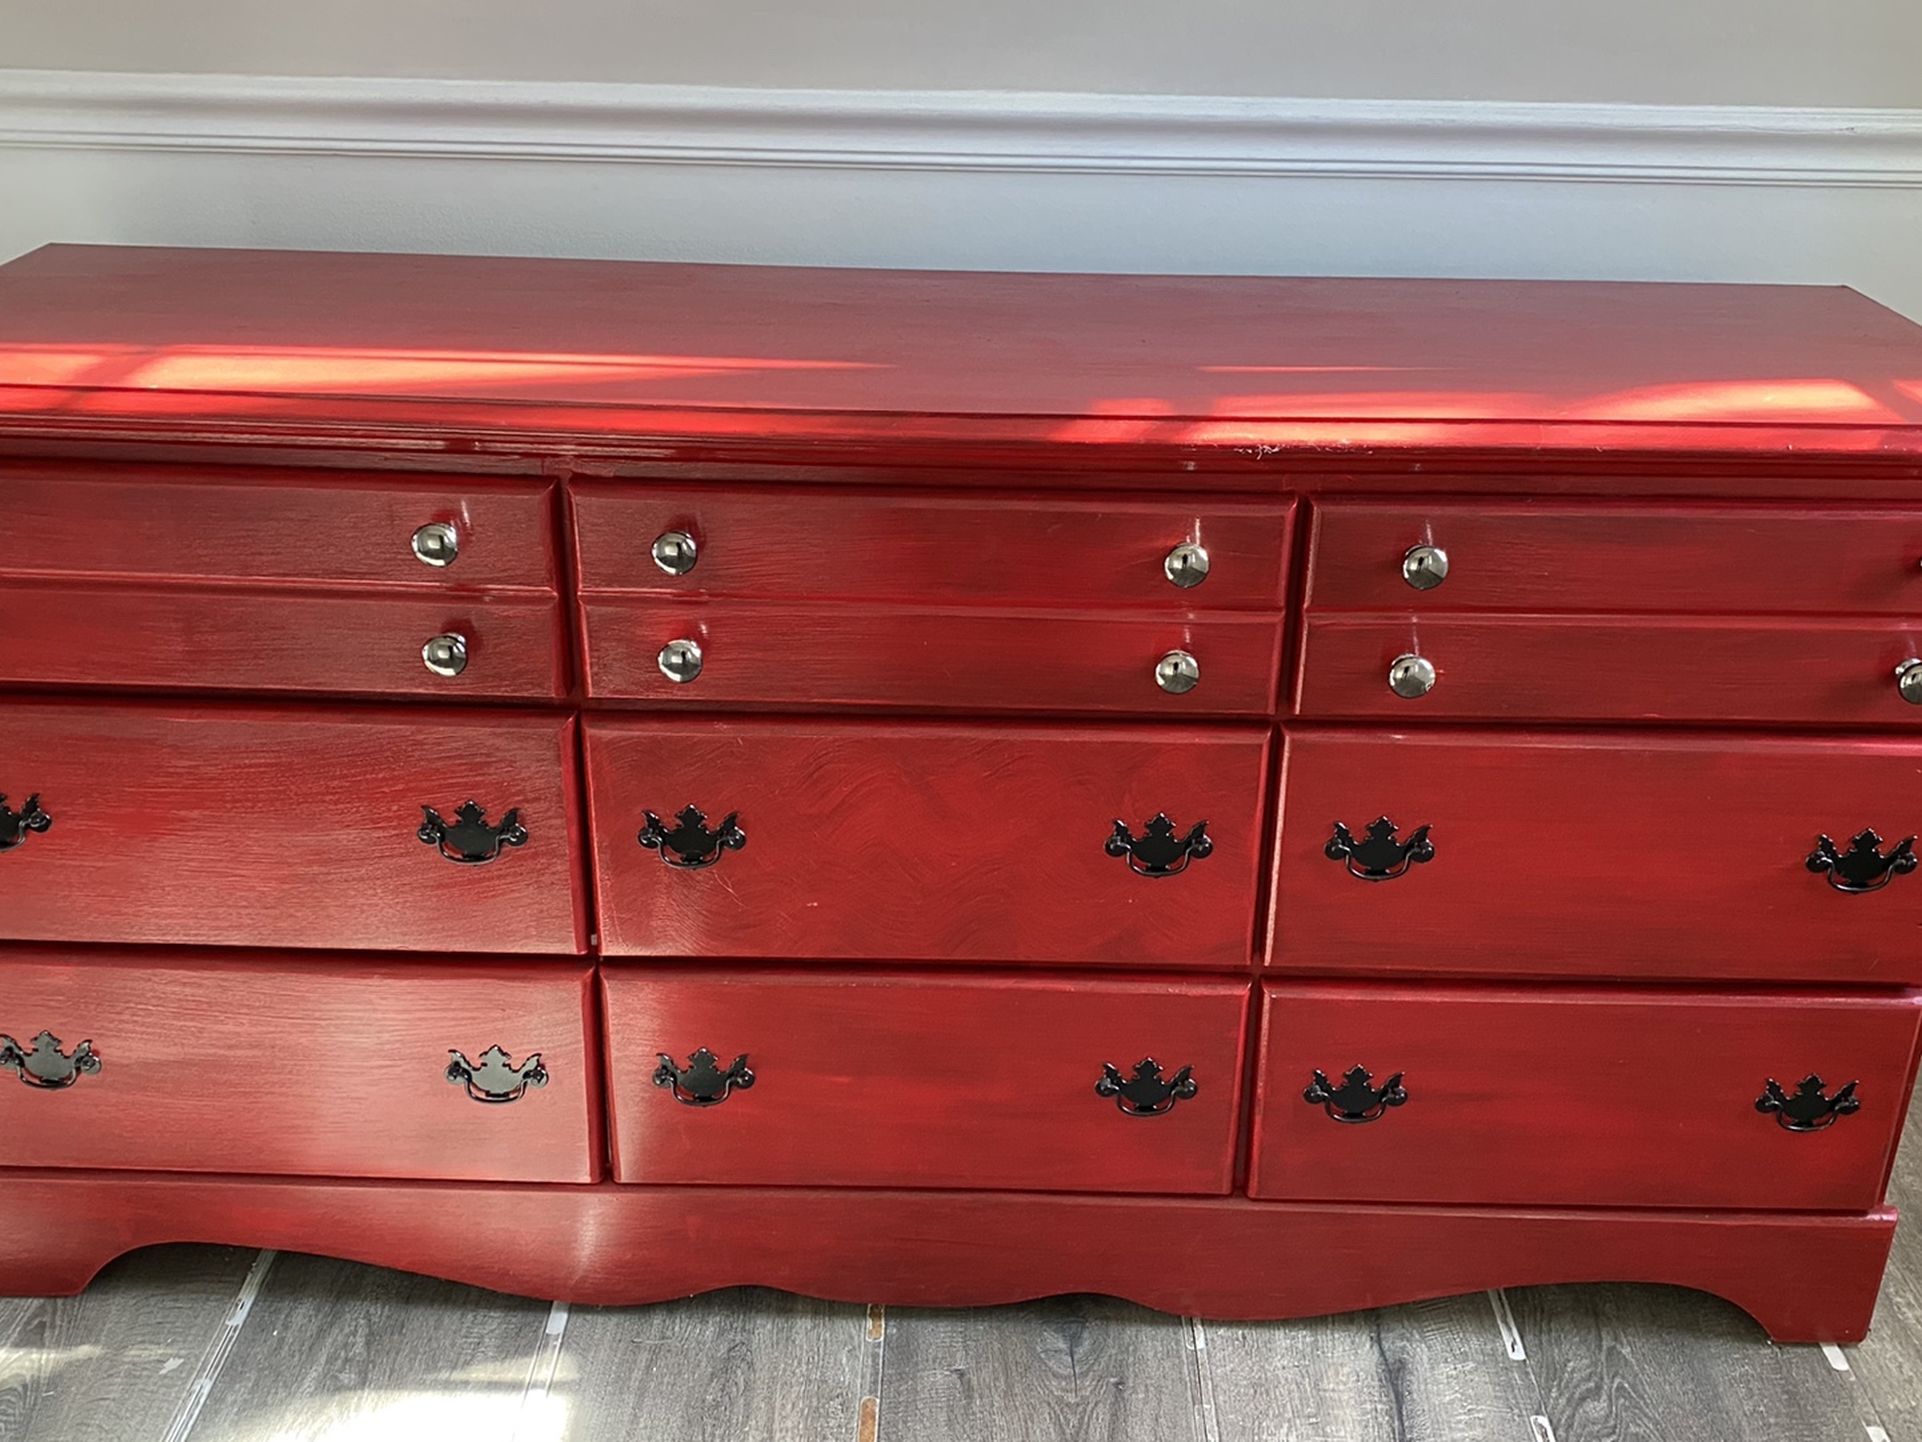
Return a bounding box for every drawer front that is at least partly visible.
[0,581,566,700]
[573,483,1293,608]
[0,465,558,589]
[1308,501,1922,614]
[0,954,596,1182]
[582,599,1282,716]
[585,718,1270,966]
[1295,615,1922,724]
[1249,982,1922,1210]
[1272,729,1922,982]
[0,703,585,953]
[604,967,1249,1192]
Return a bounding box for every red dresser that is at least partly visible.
[0,245,1920,1342]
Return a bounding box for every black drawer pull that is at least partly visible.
[654,1048,754,1106]
[1325,818,1433,881]
[1096,1057,1197,1116]
[0,794,51,852]
[1756,1074,1859,1132]
[1304,1065,1407,1123]
[639,806,746,870]
[419,802,528,865]
[0,1031,100,1089]
[446,1045,547,1104]
[1807,830,1916,894]
[1106,814,1212,877]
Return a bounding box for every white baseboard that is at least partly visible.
[1,69,1919,321]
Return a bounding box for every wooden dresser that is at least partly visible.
[0,244,1920,1343]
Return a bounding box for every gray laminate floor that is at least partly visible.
[6,1112,1920,1442]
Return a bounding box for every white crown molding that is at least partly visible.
[1,68,1920,187]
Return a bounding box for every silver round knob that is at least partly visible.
[652,530,699,576]
[658,638,704,684]
[1164,542,1211,589]
[1155,650,1201,695]
[1402,544,1449,591]
[1898,657,1922,706]
[422,632,468,678]
[1388,652,1436,699]
[411,521,459,568]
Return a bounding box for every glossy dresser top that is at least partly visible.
[2,244,1922,467]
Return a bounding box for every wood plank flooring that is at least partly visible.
[6,1108,1922,1441]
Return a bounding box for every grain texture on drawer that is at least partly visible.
[585,718,1270,966]
[0,954,597,1182]
[0,702,586,953]
[1294,615,1922,725]
[604,967,1249,1192]
[582,598,1281,715]
[572,483,1293,608]
[1307,500,1922,614]
[1272,729,1922,982]
[0,465,559,589]
[1250,982,1922,1210]
[0,580,567,700]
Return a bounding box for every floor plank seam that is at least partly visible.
[511,1298,570,1442]
[1184,1315,1221,1442]
[158,1247,276,1442]
[857,1302,885,1442]
[1488,1290,1527,1362]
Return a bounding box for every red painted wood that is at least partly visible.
[0,701,586,953]
[1249,981,1922,1209]
[0,461,558,589]
[572,482,1293,609]
[0,1172,1894,1342]
[0,580,567,701]
[1272,728,1922,982]
[1295,614,1922,724]
[602,967,1249,1192]
[0,953,597,1182]
[583,718,1271,965]
[581,597,1283,716]
[1307,500,1922,615]
[3,248,1921,467]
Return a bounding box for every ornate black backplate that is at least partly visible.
[638,806,747,869]
[0,1031,100,1089]
[654,1048,755,1106]
[1304,1065,1407,1123]
[0,794,52,852]
[1324,818,1433,881]
[446,1045,548,1103]
[1806,830,1917,894]
[1756,1073,1860,1132]
[419,802,529,865]
[1106,814,1212,877]
[1095,1057,1198,1116]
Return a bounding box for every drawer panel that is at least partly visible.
[604,967,1249,1192]
[1249,982,1922,1210]
[1272,729,1922,982]
[0,703,586,953]
[0,465,558,589]
[0,580,566,700]
[573,483,1293,608]
[1295,615,1922,724]
[585,718,1270,966]
[582,598,1282,716]
[1307,500,1922,614]
[0,953,596,1182]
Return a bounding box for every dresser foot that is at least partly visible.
[0,1172,1894,1343]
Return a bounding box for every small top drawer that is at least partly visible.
[0,464,558,590]
[1307,501,1922,614]
[572,483,1293,609]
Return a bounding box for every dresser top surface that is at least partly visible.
[2,243,1921,462]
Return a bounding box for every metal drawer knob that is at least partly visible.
[1107,813,1212,877]
[410,520,459,568]
[1387,652,1436,698]
[1402,544,1449,590]
[658,638,704,684]
[1756,1074,1859,1132]
[638,805,745,869]
[0,794,51,852]
[419,801,528,865]
[1096,1058,1197,1117]
[446,1045,547,1104]
[654,1048,754,1106]
[422,632,468,678]
[1326,817,1434,880]
[652,530,699,576]
[1155,649,1200,694]
[1806,829,1916,893]
[1304,1065,1406,1123]
[0,1032,100,1090]
[1163,542,1210,589]
[1899,657,1922,705]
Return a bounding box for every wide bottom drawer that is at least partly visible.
[603,967,1250,1193]
[1250,982,1922,1210]
[0,953,598,1183]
